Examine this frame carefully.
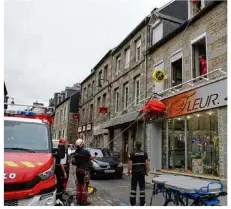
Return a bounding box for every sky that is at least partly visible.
[4,0,170,107]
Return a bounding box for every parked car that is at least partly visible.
[86,148,123,179]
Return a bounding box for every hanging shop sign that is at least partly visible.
[162,78,227,118]
[78,127,82,133]
[82,125,86,132]
[73,113,79,120]
[152,69,167,83]
[86,123,92,131]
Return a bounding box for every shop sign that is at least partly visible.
[162,78,227,118]
[78,127,82,133]
[73,113,79,120]
[86,123,92,131]
[83,125,86,132]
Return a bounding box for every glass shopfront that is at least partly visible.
[163,109,219,176]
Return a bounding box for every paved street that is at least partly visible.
[67,168,227,206]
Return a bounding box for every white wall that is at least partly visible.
[150,122,162,170]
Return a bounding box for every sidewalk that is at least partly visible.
[123,164,227,191]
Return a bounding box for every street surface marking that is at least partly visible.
[21,161,35,167]
[4,161,18,167]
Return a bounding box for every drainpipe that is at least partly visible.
[143,17,149,152]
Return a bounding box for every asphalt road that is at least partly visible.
[67,166,227,206]
[90,175,165,206]
[67,167,171,206]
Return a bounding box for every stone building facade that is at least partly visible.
[52,92,81,144]
[79,0,189,163]
[53,98,70,140]
[146,1,227,179]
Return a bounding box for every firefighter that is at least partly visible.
[128,141,149,206]
[73,138,96,206]
[55,138,69,205]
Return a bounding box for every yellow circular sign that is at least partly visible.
[152,70,167,83]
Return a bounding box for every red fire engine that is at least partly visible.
[4,103,57,206]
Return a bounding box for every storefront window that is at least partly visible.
[164,109,219,176]
[168,117,185,172]
[162,121,167,169]
[187,109,219,176]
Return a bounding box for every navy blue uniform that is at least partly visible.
[129,149,148,206]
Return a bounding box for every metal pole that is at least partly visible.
[184,116,188,172]
[166,120,169,169]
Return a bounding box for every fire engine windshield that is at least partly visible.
[4,120,50,153]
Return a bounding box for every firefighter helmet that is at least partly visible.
[59,138,67,144]
[76,138,84,147]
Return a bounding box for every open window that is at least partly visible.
[189,0,206,19]
[171,53,183,88]
[191,34,207,79]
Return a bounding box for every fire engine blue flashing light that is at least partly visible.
[16,110,36,116]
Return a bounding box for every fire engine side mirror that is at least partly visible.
[52,148,58,158]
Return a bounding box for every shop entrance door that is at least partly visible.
[123,130,129,163]
[168,118,185,171]
[150,122,162,170]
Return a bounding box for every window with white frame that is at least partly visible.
[92,81,95,95]
[152,22,163,45]
[83,87,87,100]
[134,77,140,106]
[104,65,108,82]
[114,88,119,113]
[88,83,91,97]
[98,70,103,87]
[60,109,62,122]
[90,104,93,121]
[62,130,65,138]
[116,55,121,74]
[153,61,164,93]
[123,83,129,109]
[56,112,59,124]
[135,38,142,61]
[63,107,66,121]
[171,50,183,88]
[188,0,206,19]
[125,47,130,69]
[82,108,85,122]
[102,93,107,106]
[58,131,61,139]
[191,33,207,79]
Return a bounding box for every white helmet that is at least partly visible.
[76,138,84,147]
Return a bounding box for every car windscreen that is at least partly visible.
[102,149,112,157]
[4,120,50,153]
[89,149,103,158]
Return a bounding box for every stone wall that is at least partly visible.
[67,112,79,144]
[147,2,227,98]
